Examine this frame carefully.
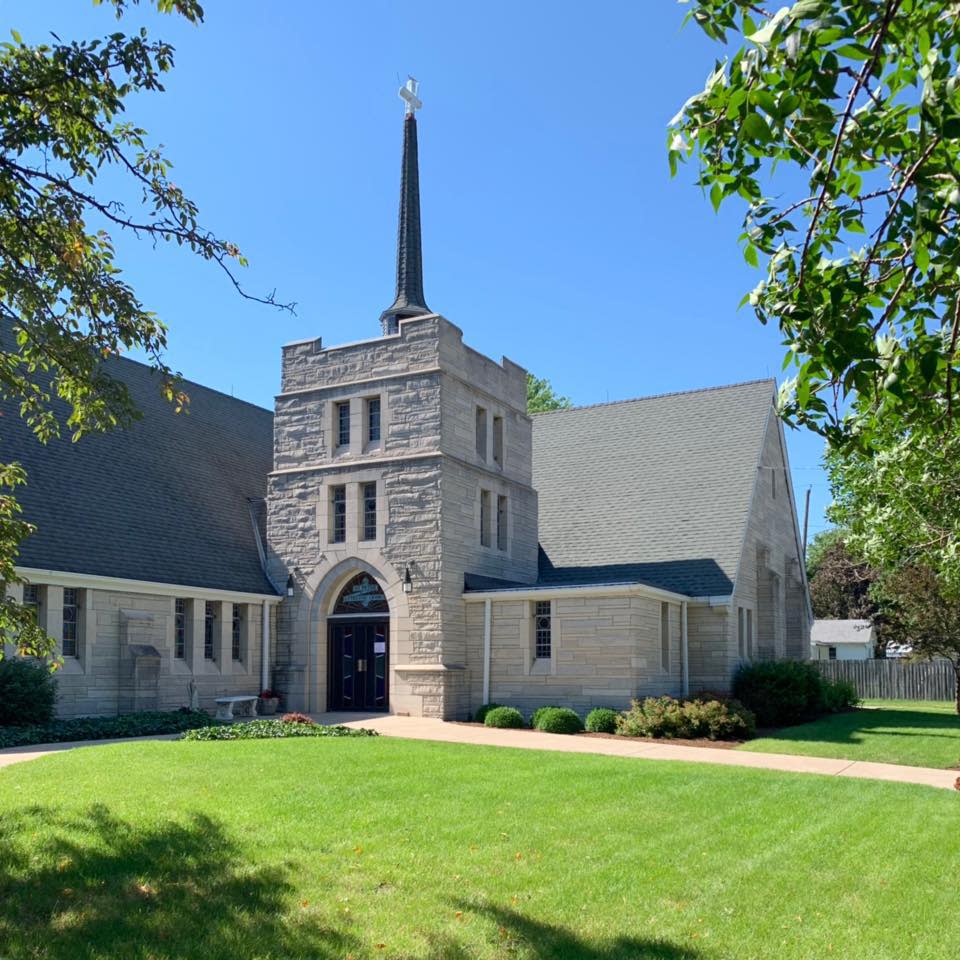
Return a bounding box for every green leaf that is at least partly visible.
[710,182,723,213]
[744,243,759,267]
[10,29,21,44]
[914,242,930,274]
[742,112,772,142]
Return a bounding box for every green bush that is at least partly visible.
[822,678,860,713]
[733,660,830,726]
[0,658,57,726]
[533,707,584,734]
[182,720,379,741]
[483,706,524,729]
[474,703,502,723]
[585,707,620,733]
[615,696,755,741]
[530,705,561,729]
[0,708,216,749]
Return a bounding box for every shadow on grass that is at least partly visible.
[441,902,704,960]
[0,803,355,960]
[764,708,960,745]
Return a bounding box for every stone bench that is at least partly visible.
[214,695,259,721]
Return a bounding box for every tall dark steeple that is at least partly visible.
[380,78,430,335]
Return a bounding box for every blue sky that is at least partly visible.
[11,0,832,539]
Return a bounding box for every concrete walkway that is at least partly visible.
[1,715,957,791]
[314,713,960,791]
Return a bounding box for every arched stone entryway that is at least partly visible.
[327,573,389,711]
[296,556,409,714]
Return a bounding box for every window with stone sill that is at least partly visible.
[331,485,347,544]
[475,406,487,461]
[496,494,508,551]
[660,601,670,672]
[174,598,187,659]
[480,489,491,548]
[335,401,350,450]
[62,587,80,659]
[365,396,381,446]
[22,583,41,625]
[361,481,377,541]
[204,601,217,661]
[534,600,552,660]
[232,604,243,662]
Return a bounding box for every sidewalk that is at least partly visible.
[315,712,960,791]
[2,715,957,791]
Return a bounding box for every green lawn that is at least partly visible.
[739,699,960,768]
[1,738,958,959]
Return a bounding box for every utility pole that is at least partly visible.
[802,486,812,560]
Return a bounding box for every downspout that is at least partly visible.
[681,601,689,698]
[482,599,492,704]
[261,602,271,693]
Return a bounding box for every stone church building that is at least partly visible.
[4,87,811,720]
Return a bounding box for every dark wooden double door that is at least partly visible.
[328,619,389,711]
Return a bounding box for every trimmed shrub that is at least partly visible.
[483,706,524,729]
[530,705,562,729]
[182,720,378,741]
[0,658,57,726]
[615,696,755,741]
[280,712,316,725]
[733,660,829,726]
[534,707,584,734]
[585,707,619,734]
[474,703,502,723]
[681,697,756,740]
[0,708,215,749]
[822,678,860,713]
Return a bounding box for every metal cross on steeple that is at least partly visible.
[399,76,422,115]
[380,77,430,335]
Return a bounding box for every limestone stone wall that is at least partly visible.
[464,594,684,719]
[268,313,539,719]
[716,412,812,683]
[7,581,270,718]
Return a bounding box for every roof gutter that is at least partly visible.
[463,581,725,607]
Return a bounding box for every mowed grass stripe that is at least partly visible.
[0,737,957,960]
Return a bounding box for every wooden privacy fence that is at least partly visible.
[814,659,956,702]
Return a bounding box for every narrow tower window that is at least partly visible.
[497,494,508,551]
[336,401,350,450]
[366,397,381,445]
[475,407,487,460]
[480,489,491,547]
[493,416,504,468]
[362,482,377,541]
[331,485,347,543]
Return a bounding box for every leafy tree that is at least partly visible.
[878,565,960,712]
[0,0,289,661]
[526,374,572,414]
[805,527,844,581]
[826,421,960,591]
[806,531,878,621]
[670,1,960,448]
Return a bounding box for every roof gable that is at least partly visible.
[2,354,277,596]
[531,379,775,596]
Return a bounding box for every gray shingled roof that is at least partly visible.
[1,354,278,596]
[811,619,874,645]
[530,379,776,597]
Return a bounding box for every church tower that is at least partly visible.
[266,80,538,719]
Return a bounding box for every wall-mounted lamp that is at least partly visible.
[286,574,295,598]
[402,565,413,594]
